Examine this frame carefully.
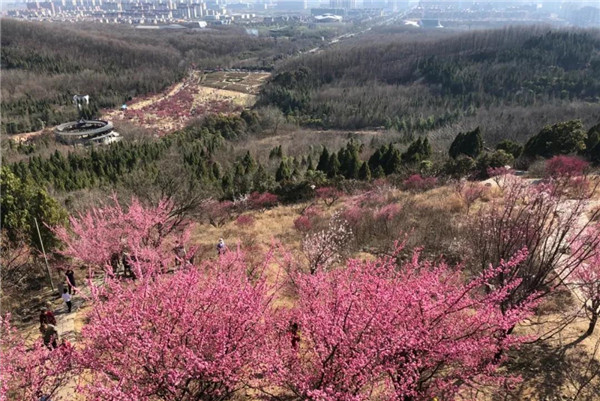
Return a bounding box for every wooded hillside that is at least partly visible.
[260,27,600,144]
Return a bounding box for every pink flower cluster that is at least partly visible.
[236,214,255,227]
[316,186,343,206]
[402,174,438,192]
[545,155,589,179]
[248,191,279,210]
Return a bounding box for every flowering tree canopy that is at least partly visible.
[270,247,534,401]
[1,316,75,401]
[469,175,600,315]
[570,223,600,338]
[301,213,353,274]
[78,250,274,401]
[53,196,195,279]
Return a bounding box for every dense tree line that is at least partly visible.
[258,27,600,142]
[0,19,328,135]
[6,116,599,228]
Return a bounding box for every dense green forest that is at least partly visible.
[259,26,600,144]
[0,19,332,135]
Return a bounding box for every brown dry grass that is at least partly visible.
[200,71,271,95]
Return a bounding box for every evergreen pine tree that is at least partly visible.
[276,161,290,182]
[373,165,385,179]
[317,147,330,173]
[358,162,371,181]
[328,153,341,178]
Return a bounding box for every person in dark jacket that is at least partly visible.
[39,307,56,326]
[65,269,76,294]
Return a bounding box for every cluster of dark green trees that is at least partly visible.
[443,120,600,178]
[0,166,68,251]
[524,120,600,163]
[9,117,598,211]
[4,113,599,256]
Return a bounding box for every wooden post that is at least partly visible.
[34,217,55,291]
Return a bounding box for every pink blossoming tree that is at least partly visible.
[269,246,534,401]
[77,250,274,401]
[53,196,196,279]
[570,223,600,338]
[469,175,600,319]
[1,316,75,401]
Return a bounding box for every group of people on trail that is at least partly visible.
[37,269,78,349]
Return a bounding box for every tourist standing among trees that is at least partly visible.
[39,307,56,326]
[41,323,59,350]
[217,238,227,255]
[62,289,72,313]
[64,269,76,294]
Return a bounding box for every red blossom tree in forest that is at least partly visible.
[315,187,343,207]
[402,174,437,193]
[248,192,279,210]
[1,187,565,400]
[545,155,589,179]
[269,246,534,401]
[200,199,235,228]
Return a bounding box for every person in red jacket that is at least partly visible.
[39,307,56,326]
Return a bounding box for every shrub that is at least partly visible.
[476,150,514,178]
[585,123,600,156]
[293,215,312,232]
[236,214,255,227]
[545,155,589,179]
[496,139,523,159]
[401,137,432,163]
[455,181,486,214]
[248,191,278,210]
[589,142,600,165]
[402,174,437,192]
[341,204,364,227]
[444,155,476,178]
[201,199,235,227]
[374,203,402,222]
[315,186,343,206]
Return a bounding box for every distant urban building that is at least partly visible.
[311,7,345,16]
[275,0,307,11]
[329,0,354,9]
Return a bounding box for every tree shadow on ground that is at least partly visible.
[497,340,600,401]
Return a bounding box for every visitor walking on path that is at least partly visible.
[217,238,227,256]
[65,268,76,294]
[39,307,56,326]
[62,289,72,313]
[41,323,59,350]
